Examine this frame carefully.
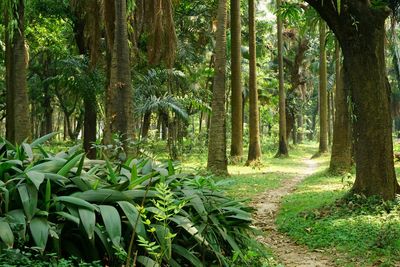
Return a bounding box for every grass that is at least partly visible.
[276,165,400,267]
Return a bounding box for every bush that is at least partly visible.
[0,134,265,266]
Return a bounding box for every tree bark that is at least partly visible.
[84,98,97,159]
[230,0,243,160]
[141,111,151,139]
[276,0,288,157]
[307,0,400,199]
[318,19,328,154]
[104,0,135,154]
[207,0,228,175]
[6,0,31,143]
[247,0,262,163]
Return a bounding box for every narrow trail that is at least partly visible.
[252,159,337,267]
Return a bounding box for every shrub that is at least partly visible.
[0,134,265,266]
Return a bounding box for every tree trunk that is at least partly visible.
[307,0,400,199]
[297,113,303,143]
[84,98,97,159]
[141,111,151,139]
[318,19,328,154]
[247,0,262,164]
[104,0,135,154]
[5,0,31,143]
[207,0,228,175]
[276,0,288,157]
[230,0,243,160]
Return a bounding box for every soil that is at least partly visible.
[252,159,337,267]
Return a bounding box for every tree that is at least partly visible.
[329,40,352,173]
[247,0,262,164]
[103,0,135,154]
[306,0,400,199]
[230,0,243,161]
[207,0,228,175]
[4,0,31,143]
[317,19,328,155]
[276,0,289,157]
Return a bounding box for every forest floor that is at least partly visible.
[251,157,337,266]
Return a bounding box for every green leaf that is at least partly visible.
[55,196,97,211]
[168,160,175,175]
[76,152,86,176]
[172,244,203,267]
[30,132,58,147]
[7,209,26,238]
[155,225,172,260]
[337,0,341,15]
[45,178,51,212]
[54,211,80,225]
[182,190,207,221]
[0,221,14,248]
[22,143,33,161]
[26,171,45,190]
[18,184,38,222]
[137,256,160,267]
[30,158,66,173]
[57,153,84,176]
[117,201,146,238]
[72,189,128,203]
[99,205,121,247]
[79,208,96,240]
[30,217,49,251]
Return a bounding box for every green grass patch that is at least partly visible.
[276,169,400,267]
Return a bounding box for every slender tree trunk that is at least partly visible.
[318,20,328,154]
[230,0,243,160]
[141,111,151,139]
[247,0,262,163]
[307,0,400,199]
[6,0,31,143]
[84,98,97,159]
[297,113,303,143]
[276,0,288,157]
[207,0,228,175]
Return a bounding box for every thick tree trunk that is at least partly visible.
[230,0,243,160]
[8,0,31,143]
[104,0,135,154]
[247,0,262,163]
[318,20,328,154]
[330,41,352,173]
[207,0,228,175]
[276,0,288,157]
[307,0,400,199]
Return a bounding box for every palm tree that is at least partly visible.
[247,0,262,164]
[230,0,243,161]
[207,0,228,175]
[103,0,135,154]
[276,0,288,157]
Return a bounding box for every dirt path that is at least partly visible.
[252,159,337,267]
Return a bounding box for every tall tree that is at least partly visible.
[5,0,31,143]
[230,0,243,160]
[306,0,400,199]
[330,40,352,173]
[317,19,328,154]
[247,0,262,163]
[103,0,135,154]
[207,0,228,175]
[276,0,289,157]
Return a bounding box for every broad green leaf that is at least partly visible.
[141,159,153,174]
[76,152,85,176]
[0,186,9,213]
[45,173,69,186]
[30,132,58,147]
[22,143,33,161]
[155,224,172,260]
[26,171,45,190]
[94,226,113,256]
[137,256,160,267]
[117,201,146,238]
[54,211,80,225]
[57,153,84,176]
[30,217,49,251]
[182,190,207,221]
[172,244,203,267]
[337,0,341,15]
[72,189,128,203]
[18,184,38,222]
[128,172,157,189]
[170,216,207,245]
[56,196,97,211]
[79,208,96,240]
[29,158,66,173]
[7,209,26,238]
[168,160,174,175]
[0,221,14,248]
[99,205,121,247]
